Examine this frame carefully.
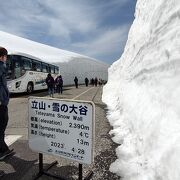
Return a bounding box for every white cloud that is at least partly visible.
[41,0,99,37]
[0,0,130,39]
[0,0,134,63]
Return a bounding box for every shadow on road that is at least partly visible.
[0,139,81,180]
[10,89,48,99]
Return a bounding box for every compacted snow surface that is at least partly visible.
[103,0,180,180]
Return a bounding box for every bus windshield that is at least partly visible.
[6,55,22,80]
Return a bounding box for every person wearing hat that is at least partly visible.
[0,47,13,160]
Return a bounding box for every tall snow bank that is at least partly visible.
[102,0,180,179]
[0,31,97,63]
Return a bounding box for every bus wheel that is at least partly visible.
[27,82,33,94]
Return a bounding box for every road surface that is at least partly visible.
[0,85,120,180]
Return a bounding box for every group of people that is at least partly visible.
[84,77,105,87]
[46,74,63,97]
[46,74,106,97]
[74,77,105,88]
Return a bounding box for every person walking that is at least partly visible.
[0,47,14,160]
[74,76,78,88]
[91,78,94,86]
[55,75,63,94]
[94,77,98,87]
[85,77,89,87]
[46,73,55,97]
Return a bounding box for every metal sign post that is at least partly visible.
[28,97,95,179]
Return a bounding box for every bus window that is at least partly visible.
[51,65,55,73]
[36,62,41,72]
[6,55,23,79]
[31,60,41,72]
[32,61,37,71]
[21,57,32,71]
[14,59,21,79]
[55,67,59,74]
[42,63,48,72]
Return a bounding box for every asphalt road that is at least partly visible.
[0,85,120,180]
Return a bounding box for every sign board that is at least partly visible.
[28,97,95,164]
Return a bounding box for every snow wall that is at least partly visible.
[103,0,180,180]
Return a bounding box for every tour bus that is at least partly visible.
[6,52,59,93]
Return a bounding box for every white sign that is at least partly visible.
[28,97,95,164]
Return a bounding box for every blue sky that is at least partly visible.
[0,0,136,64]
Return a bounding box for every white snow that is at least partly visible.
[103,0,180,180]
[0,30,99,63]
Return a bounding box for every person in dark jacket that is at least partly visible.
[55,75,63,94]
[74,76,78,88]
[0,47,13,161]
[85,77,89,87]
[94,77,98,87]
[46,73,55,97]
[91,78,94,86]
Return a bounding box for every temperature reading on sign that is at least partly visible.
[79,132,89,138]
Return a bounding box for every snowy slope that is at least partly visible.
[103,0,180,180]
[0,30,102,64]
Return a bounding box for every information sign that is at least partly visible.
[28,97,95,164]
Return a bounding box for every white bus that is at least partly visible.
[6,52,59,93]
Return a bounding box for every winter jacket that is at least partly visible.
[46,76,54,88]
[55,77,63,86]
[0,61,9,106]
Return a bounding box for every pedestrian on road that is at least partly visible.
[55,75,63,94]
[85,77,89,87]
[0,47,13,160]
[91,78,94,86]
[46,73,55,97]
[74,76,78,88]
[94,77,98,87]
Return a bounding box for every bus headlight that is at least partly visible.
[16,81,21,88]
